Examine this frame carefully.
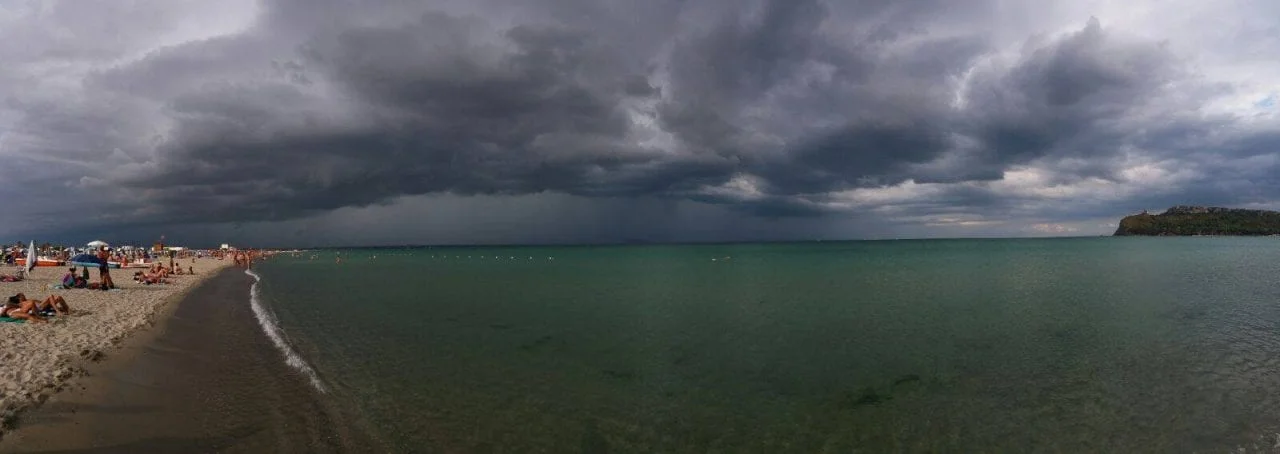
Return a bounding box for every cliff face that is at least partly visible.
[1115,206,1280,236]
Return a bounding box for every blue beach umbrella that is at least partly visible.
[69,253,103,267]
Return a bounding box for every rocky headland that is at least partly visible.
[1114,206,1280,236]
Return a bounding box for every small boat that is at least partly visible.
[16,257,65,267]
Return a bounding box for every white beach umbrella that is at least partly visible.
[87,240,109,248]
[24,240,35,274]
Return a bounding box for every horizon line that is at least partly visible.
[8,234,1137,250]
[188,234,1119,250]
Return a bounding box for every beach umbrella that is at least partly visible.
[69,253,104,268]
[70,253,100,263]
[87,240,108,248]
[24,240,35,274]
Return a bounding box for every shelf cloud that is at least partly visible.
[3,0,1278,244]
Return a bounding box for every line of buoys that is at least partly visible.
[337,253,558,261]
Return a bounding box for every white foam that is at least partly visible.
[245,269,328,393]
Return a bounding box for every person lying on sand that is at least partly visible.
[148,264,171,278]
[133,271,167,285]
[2,293,70,322]
[11,293,71,316]
[1,296,45,322]
[0,273,22,282]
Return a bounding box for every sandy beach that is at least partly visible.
[0,265,374,452]
[0,257,230,439]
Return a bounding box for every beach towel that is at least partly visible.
[1,311,58,323]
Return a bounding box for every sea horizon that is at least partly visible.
[243,234,1123,251]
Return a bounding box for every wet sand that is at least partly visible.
[0,268,379,453]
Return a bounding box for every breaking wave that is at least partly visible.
[245,269,327,393]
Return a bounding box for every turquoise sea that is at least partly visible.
[248,237,1280,452]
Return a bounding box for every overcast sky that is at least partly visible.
[2,0,1278,247]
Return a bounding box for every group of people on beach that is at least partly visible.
[60,267,99,289]
[231,250,255,269]
[131,263,192,285]
[1,293,71,323]
[49,246,118,290]
[58,246,194,289]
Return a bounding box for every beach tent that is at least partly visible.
[87,240,108,248]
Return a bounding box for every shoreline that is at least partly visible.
[0,257,231,440]
[0,264,378,452]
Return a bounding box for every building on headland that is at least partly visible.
[1164,205,1233,215]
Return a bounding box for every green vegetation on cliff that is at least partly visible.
[1114,206,1280,236]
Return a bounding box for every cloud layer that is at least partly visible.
[2,0,1279,244]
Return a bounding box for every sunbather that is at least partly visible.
[1,297,45,322]
[2,293,68,322]
[133,271,167,285]
[148,264,171,278]
[11,293,71,316]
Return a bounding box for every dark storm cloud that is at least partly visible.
[100,7,738,222]
[964,18,1180,164]
[655,0,959,173]
[4,0,1280,241]
[112,0,997,223]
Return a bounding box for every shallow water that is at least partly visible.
[253,237,1280,452]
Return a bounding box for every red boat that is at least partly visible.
[16,257,65,267]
